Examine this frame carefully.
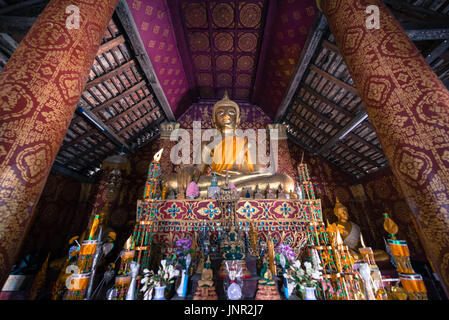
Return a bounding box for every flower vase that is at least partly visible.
[304,286,317,300]
[176,269,188,297]
[153,286,166,300]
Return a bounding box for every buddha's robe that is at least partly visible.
[211,136,254,174]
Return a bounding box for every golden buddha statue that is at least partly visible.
[193,255,218,300]
[165,91,295,198]
[328,198,389,263]
[197,255,214,287]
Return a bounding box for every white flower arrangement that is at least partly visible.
[140,259,180,300]
[285,260,322,290]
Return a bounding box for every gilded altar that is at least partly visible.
[137,198,322,250]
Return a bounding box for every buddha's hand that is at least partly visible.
[177,165,201,190]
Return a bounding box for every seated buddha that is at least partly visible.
[165,91,295,198]
[197,255,214,287]
[328,198,389,263]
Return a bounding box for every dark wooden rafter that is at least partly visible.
[76,107,132,151]
[51,163,96,183]
[309,64,359,96]
[0,15,36,34]
[91,80,146,113]
[118,115,164,136]
[302,84,354,118]
[384,0,449,22]
[287,108,330,140]
[85,59,136,90]
[105,94,155,125]
[317,111,368,154]
[0,0,48,15]
[97,35,126,55]
[285,111,327,147]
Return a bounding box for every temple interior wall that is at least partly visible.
[19,103,427,269]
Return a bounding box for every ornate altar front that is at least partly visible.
[137,198,322,250]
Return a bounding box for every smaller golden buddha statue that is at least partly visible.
[194,256,218,300]
[255,256,281,300]
[197,256,214,287]
[328,198,389,263]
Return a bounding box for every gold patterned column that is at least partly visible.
[317,0,449,295]
[0,0,119,287]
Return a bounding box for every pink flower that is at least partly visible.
[186,181,199,197]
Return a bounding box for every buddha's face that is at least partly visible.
[214,105,238,130]
[335,206,349,222]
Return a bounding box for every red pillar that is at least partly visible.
[0,0,119,287]
[317,0,449,295]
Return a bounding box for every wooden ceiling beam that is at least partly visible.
[77,107,132,151]
[62,130,98,149]
[63,139,112,168]
[274,12,328,122]
[92,80,146,113]
[118,115,164,136]
[284,116,324,150]
[426,39,449,63]
[0,15,36,34]
[317,110,368,154]
[405,24,449,41]
[296,97,340,129]
[309,64,359,96]
[287,109,332,142]
[0,0,47,15]
[105,95,154,125]
[97,35,125,56]
[384,0,449,23]
[346,132,384,156]
[334,141,381,169]
[85,59,136,90]
[302,84,354,118]
[287,131,363,177]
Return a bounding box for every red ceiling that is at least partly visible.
[127,0,317,119]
